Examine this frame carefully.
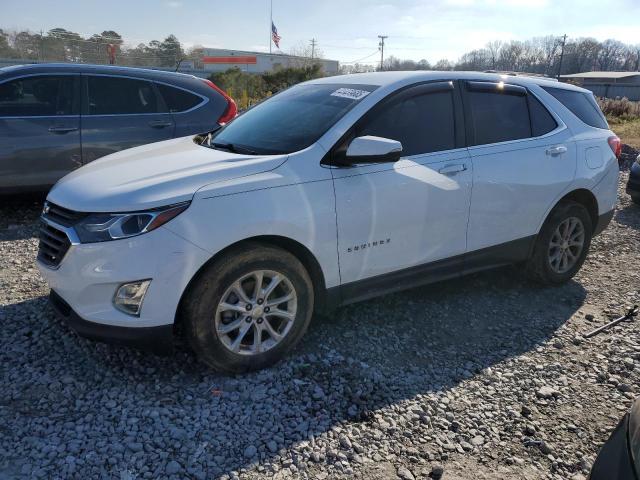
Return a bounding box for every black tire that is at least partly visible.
[182,243,314,373]
[525,201,593,285]
[632,195,640,206]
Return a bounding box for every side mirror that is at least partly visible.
[342,136,402,166]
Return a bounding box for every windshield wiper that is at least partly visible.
[210,142,258,155]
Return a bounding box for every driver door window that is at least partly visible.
[358,89,456,157]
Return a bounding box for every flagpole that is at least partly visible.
[269,0,273,54]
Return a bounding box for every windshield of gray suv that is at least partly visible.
[208,83,378,155]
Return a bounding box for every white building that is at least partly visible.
[200,48,339,75]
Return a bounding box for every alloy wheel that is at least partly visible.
[215,270,297,356]
[548,216,585,274]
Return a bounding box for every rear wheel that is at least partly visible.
[525,201,593,284]
[183,244,314,373]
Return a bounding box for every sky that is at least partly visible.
[2,0,639,65]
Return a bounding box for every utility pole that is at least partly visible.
[556,34,567,80]
[378,35,387,71]
[310,38,317,60]
[39,29,44,63]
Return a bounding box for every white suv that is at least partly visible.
[37,72,619,372]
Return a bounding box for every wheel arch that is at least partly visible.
[175,235,331,331]
[555,188,599,228]
[531,188,599,260]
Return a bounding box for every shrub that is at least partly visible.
[597,97,640,122]
[208,64,325,110]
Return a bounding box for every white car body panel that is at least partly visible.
[46,135,287,212]
[166,144,341,290]
[332,148,472,283]
[466,124,578,251]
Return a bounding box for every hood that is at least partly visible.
[47,136,288,212]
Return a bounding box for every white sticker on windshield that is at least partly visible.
[331,88,371,101]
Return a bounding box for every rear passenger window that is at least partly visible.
[157,84,202,112]
[87,76,158,115]
[542,87,608,130]
[529,94,557,136]
[358,91,456,156]
[0,75,76,117]
[468,90,531,145]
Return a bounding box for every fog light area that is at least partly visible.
[113,280,151,316]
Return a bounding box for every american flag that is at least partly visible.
[271,22,281,49]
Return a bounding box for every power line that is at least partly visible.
[342,50,381,64]
[321,44,377,50]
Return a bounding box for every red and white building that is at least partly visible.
[200,48,339,74]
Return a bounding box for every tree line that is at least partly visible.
[344,36,640,76]
[0,28,193,68]
[2,28,639,77]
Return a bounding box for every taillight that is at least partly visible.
[201,79,238,125]
[608,135,622,159]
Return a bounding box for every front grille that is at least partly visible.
[37,222,71,267]
[43,202,88,227]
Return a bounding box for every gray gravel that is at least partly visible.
[1,174,639,480]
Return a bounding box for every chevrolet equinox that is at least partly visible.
[37,72,620,373]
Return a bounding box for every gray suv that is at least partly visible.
[0,63,236,193]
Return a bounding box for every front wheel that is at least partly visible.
[525,201,593,284]
[183,244,314,373]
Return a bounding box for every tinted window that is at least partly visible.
[529,94,557,136]
[157,83,202,112]
[468,91,531,145]
[358,90,455,156]
[211,84,377,154]
[87,76,158,115]
[542,87,608,129]
[0,75,75,117]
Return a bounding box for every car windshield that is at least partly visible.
[208,83,378,155]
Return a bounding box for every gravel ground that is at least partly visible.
[1,174,639,480]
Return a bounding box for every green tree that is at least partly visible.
[44,28,83,62]
[12,31,40,60]
[159,34,184,67]
[82,30,123,64]
[0,29,14,58]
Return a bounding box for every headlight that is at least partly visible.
[74,202,190,243]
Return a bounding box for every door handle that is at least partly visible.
[48,126,78,134]
[546,145,567,157]
[148,120,173,128]
[438,164,467,175]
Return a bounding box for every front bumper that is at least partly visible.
[37,224,210,335]
[49,290,174,354]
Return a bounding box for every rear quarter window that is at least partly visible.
[156,83,203,113]
[542,87,608,130]
[529,94,557,137]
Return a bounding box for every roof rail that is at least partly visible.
[482,70,558,81]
